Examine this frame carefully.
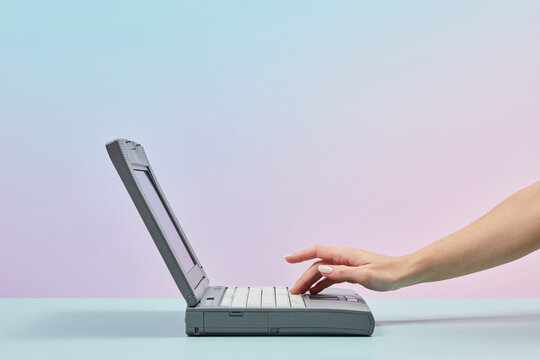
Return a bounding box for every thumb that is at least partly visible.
[317,264,363,283]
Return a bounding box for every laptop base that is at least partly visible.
[186,287,374,336]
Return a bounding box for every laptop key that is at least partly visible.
[247,287,262,307]
[220,287,235,307]
[275,287,291,307]
[231,287,249,307]
[261,287,276,307]
[290,294,306,308]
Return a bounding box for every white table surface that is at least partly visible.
[1,298,539,360]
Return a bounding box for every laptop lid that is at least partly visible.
[106,139,209,306]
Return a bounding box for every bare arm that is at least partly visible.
[287,181,540,294]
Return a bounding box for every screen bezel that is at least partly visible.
[106,139,208,306]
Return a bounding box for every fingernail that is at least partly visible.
[318,265,333,274]
[284,254,292,259]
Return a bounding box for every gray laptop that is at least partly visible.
[106,138,375,336]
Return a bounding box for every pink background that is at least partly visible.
[1,1,539,298]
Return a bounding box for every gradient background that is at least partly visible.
[1,0,539,298]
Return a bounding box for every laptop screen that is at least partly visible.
[134,169,195,272]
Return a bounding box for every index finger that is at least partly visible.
[284,244,352,265]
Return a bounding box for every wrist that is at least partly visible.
[392,252,425,290]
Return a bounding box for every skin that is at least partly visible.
[286,181,540,295]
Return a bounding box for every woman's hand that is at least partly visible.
[285,245,413,294]
[286,182,540,295]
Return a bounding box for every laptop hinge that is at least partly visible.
[187,277,209,306]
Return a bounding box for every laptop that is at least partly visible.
[106,138,375,336]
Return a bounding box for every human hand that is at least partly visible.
[285,245,411,294]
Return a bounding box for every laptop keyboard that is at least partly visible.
[219,286,305,308]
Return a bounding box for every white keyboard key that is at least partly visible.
[231,286,249,307]
[275,287,290,307]
[275,287,288,295]
[247,287,262,308]
[290,294,305,308]
[220,287,235,307]
[261,287,276,307]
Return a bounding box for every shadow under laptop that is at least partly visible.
[21,310,186,338]
[377,312,540,326]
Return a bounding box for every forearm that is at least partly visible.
[397,181,540,288]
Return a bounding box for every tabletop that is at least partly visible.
[1,298,539,360]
